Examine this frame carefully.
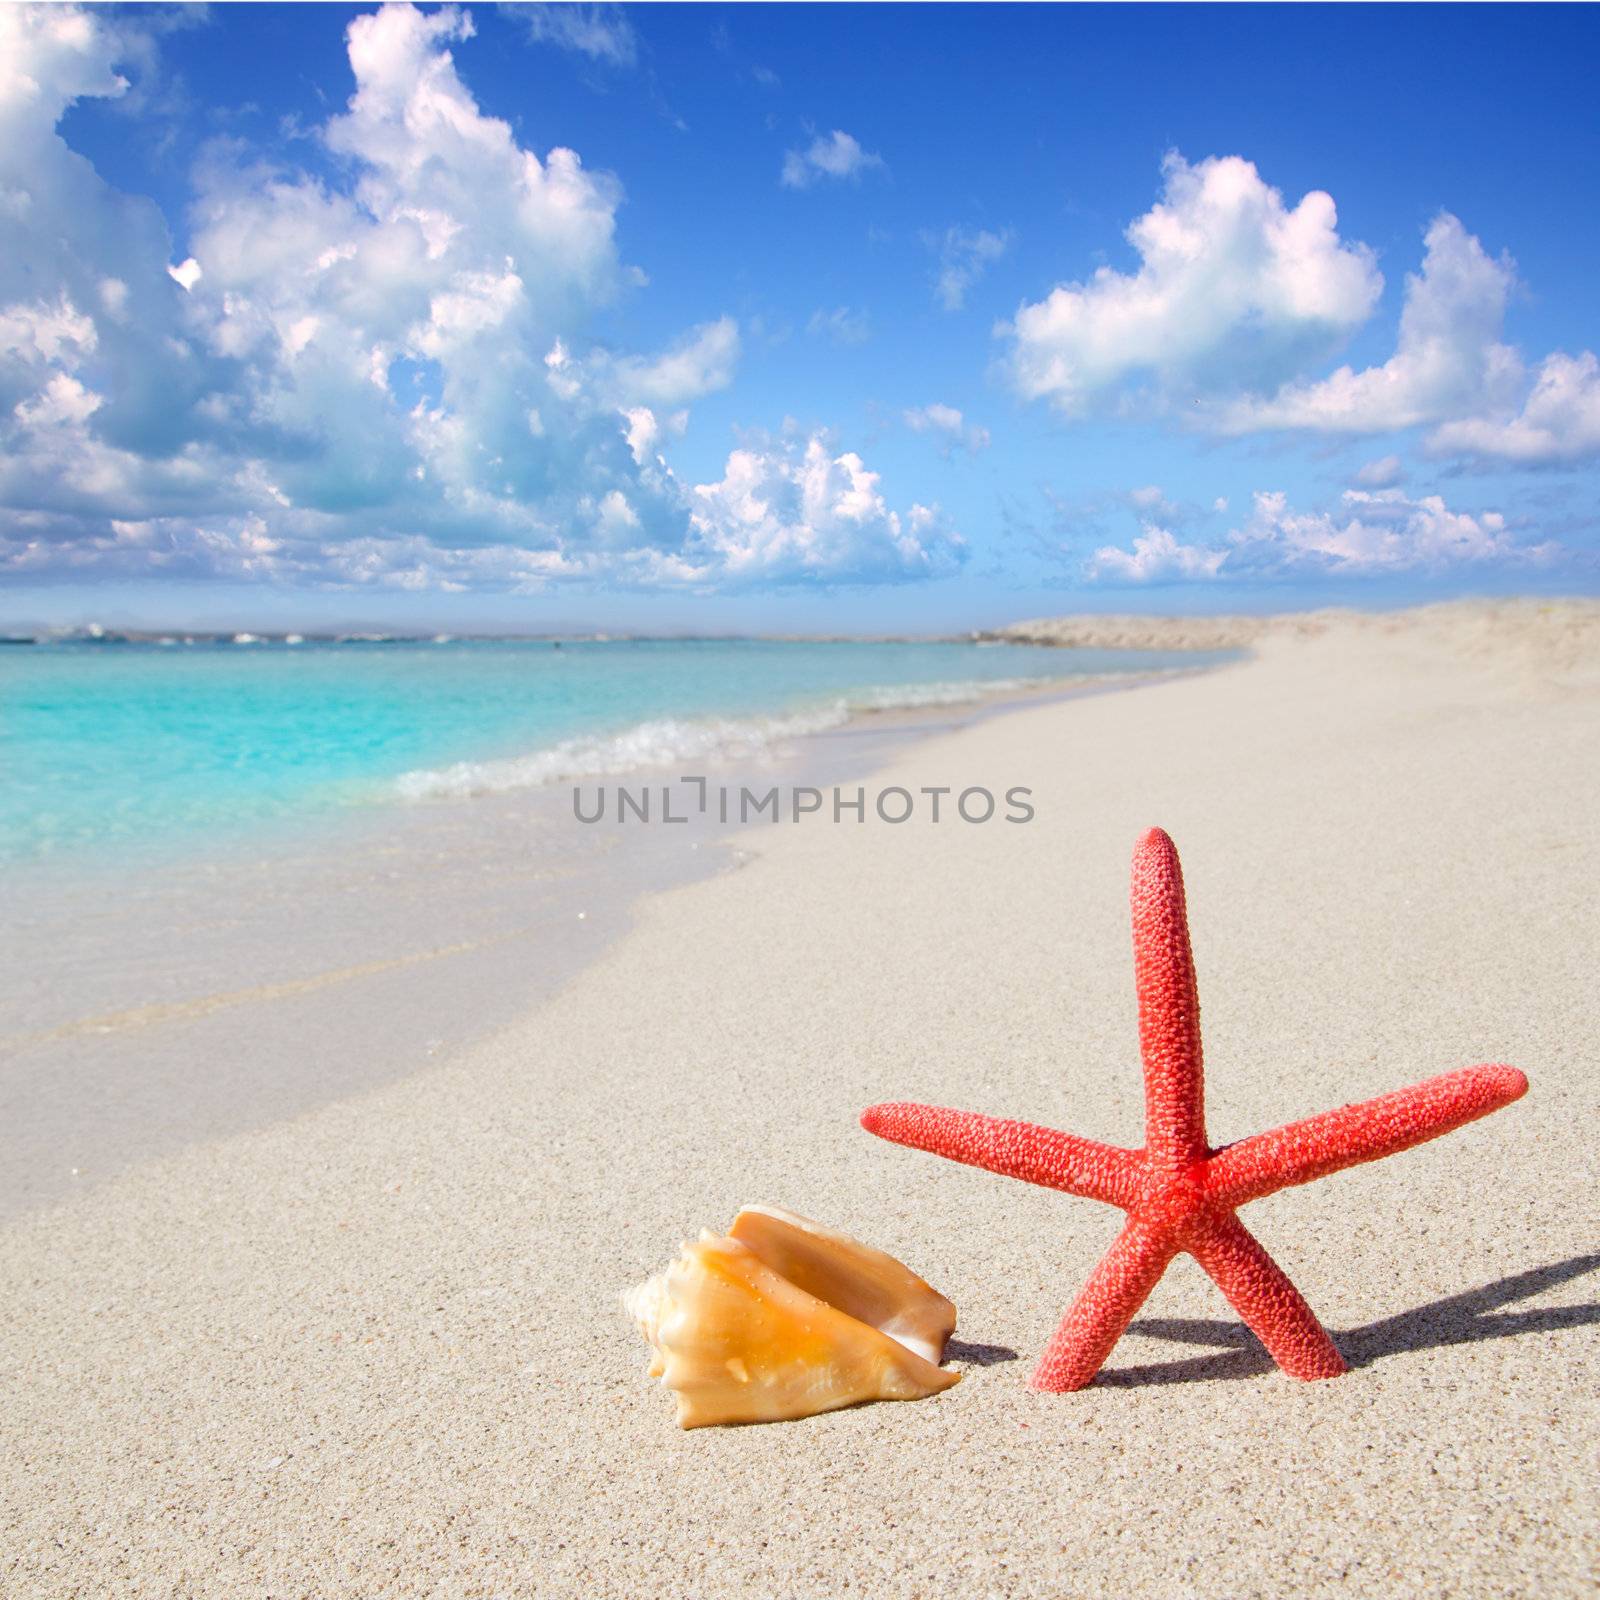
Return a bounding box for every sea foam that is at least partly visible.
[391,676,1051,802]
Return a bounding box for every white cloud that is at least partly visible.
[0,5,223,457]
[0,294,99,366]
[15,371,103,428]
[498,3,637,67]
[160,0,649,534]
[1000,159,1595,471]
[1218,214,1521,434]
[526,319,736,421]
[1128,484,1175,516]
[904,402,989,456]
[0,421,964,593]
[1429,349,1600,466]
[597,317,741,407]
[592,486,640,538]
[780,129,884,190]
[928,226,1010,312]
[1087,525,1225,583]
[806,305,870,346]
[1229,488,1542,573]
[0,5,127,123]
[620,405,659,466]
[1353,454,1405,488]
[0,6,956,593]
[0,507,585,591]
[1214,215,1600,466]
[1086,486,1552,582]
[685,431,964,584]
[617,403,686,467]
[1002,153,1381,414]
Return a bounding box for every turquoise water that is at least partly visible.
[0,638,1204,867]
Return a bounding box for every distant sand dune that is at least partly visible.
[984,597,1600,686]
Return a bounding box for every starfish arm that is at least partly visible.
[1031,1217,1176,1391]
[1131,828,1207,1168]
[1187,1212,1347,1380]
[1206,1063,1529,1208]
[860,1103,1142,1209]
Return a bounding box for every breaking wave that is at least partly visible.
[392,675,1057,801]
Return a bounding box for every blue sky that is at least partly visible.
[2,2,1597,633]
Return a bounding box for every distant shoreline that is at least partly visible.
[6,594,1595,652]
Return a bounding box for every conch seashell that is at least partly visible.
[626,1205,959,1428]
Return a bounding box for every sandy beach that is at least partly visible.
[2,601,1597,1599]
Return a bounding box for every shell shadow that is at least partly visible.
[946,1339,1020,1368]
[1095,1251,1600,1388]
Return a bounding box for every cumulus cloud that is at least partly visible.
[0,506,595,591]
[1229,488,1544,573]
[1214,215,1600,466]
[498,3,637,67]
[0,4,953,592]
[0,295,99,367]
[684,431,964,584]
[1001,156,1597,469]
[172,0,653,535]
[1,423,965,593]
[1087,525,1225,583]
[0,1,646,542]
[1085,486,1552,583]
[1217,214,1521,434]
[1003,154,1381,414]
[928,226,1010,312]
[1429,349,1600,466]
[780,129,884,190]
[903,402,989,456]
[0,6,228,456]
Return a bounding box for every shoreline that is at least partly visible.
[0,652,1230,1219]
[0,638,1220,878]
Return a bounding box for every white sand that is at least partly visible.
[2,602,1597,1598]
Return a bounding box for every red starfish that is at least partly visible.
[861,828,1528,1391]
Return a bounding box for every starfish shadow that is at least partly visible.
[1096,1251,1600,1388]
[946,1339,1020,1368]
